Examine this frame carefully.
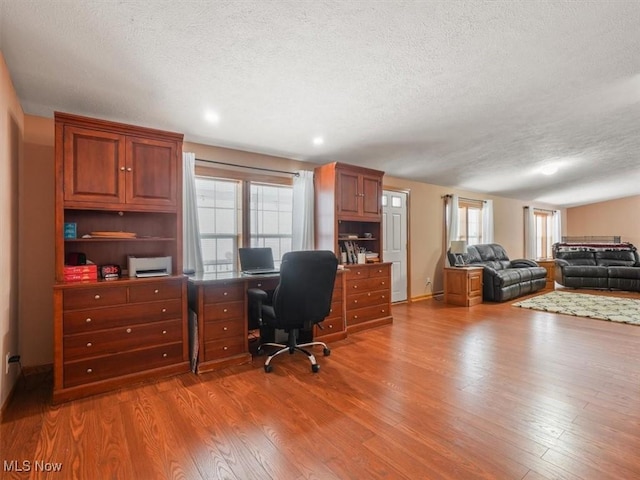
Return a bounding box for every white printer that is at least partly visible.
[127,256,172,278]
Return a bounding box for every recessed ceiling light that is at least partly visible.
[204,110,220,124]
[540,164,559,175]
[313,136,324,146]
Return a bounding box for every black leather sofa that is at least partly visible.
[449,243,547,302]
[553,242,640,291]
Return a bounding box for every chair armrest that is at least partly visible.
[247,288,268,303]
[510,259,539,268]
[555,259,570,267]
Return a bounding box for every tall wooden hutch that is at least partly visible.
[314,162,392,333]
[52,112,188,403]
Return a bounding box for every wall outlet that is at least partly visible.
[426,277,431,285]
[5,353,10,375]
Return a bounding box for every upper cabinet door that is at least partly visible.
[361,174,382,218]
[337,170,360,217]
[125,137,177,207]
[63,126,126,204]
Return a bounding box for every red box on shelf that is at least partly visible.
[63,264,97,275]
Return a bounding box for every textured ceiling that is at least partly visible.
[2,0,640,207]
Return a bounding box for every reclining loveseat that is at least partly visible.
[449,243,547,302]
[553,242,640,291]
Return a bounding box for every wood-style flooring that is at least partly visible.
[2,290,640,479]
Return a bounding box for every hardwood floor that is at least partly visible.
[3,291,640,479]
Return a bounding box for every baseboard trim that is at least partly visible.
[22,363,53,377]
[411,291,443,303]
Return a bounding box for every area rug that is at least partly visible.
[512,291,640,325]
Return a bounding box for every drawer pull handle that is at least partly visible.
[94,294,100,300]
[87,368,93,373]
[154,289,159,294]
[126,328,132,333]
[223,292,228,296]
[330,308,333,313]
[223,308,228,313]
[127,167,132,172]
[382,295,385,299]
[162,330,167,334]
[162,308,167,313]
[223,346,228,351]
[381,281,385,285]
[378,269,382,273]
[223,326,228,331]
[86,342,92,347]
[357,271,362,275]
[354,300,358,304]
[382,309,385,313]
[329,325,333,329]
[354,315,358,319]
[162,353,168,358]
[120,166,125,171]
[257,283,262,287]
[353,285,358,289]
[367,293,371,297]
[85,318,92,323]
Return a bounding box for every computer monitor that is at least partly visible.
[238,247,278,274]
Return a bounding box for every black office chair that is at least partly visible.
[248,250,338,373]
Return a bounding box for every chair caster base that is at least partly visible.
[311,364,320,373]
[323,348,331,356]
[264,364,273,373]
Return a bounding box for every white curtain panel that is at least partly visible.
[523,206,537,259]
[482,199,494,243]
[552,210,562,245]
[182,152,204,272]
[292,170,315,251]
[444,194,460,266]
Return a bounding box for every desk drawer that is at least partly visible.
[347,304,391,326]
[203,317,245,342]
[63,287,127,310]
[203,283,244,303]
[63,319,182,361]
[346,265,371,280]
[129,280,182,303]
[368,264,390,278]
[63,342,183,388]
[204,337,246,361]
[347,276,389,294]
[63,299,182,334]
[245,277,279,291]
[347,290,388,309]
[315,316,344,337]
[204,300,244,321]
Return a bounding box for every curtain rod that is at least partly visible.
[442,194,486,203]
[525,206,555,214]
[196,158,300,177]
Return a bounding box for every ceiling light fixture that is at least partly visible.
[313,136,324,146]
[539,164,559,175]
[204,110,220,124]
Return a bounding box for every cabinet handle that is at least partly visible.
[381,309,385,313]
[94,294,100,300]
[381,281,385,285]
[162,308,167,313]
[357,271,362,275]
[353,285,358,289]
[223,346,228,351]
[126,328,132,333]
[223,292,228,296]
[162,353,168,358]
[120,167,125,171]
[127,167,132,172]
[367,293,371,297]
[223,326,228,331]
[162,330,167,334]
[257,283,262,287]
[354,315,358,319]
[87,368,93,373]
[328,325,333,329]
[330,308,333,313]
[354,300,358,304]
[86,342,92,347]
[85,318,92,323]
[223,308,228,313]
[154,289,159,294]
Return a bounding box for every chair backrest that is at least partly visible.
[271,250,338,329]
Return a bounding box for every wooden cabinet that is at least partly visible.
[536,259,556,291]
[314,162,392,332]
[444,267,483,306]
[53,277,188,402]
[344,264,392,332]
[53,112,187,402]
[313,272,347,342]
[336,169,382,219]
[61,117,178,210]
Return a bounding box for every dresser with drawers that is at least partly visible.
[53,277,188,402]
[344,263,392,333]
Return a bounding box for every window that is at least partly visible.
[250,183,293,266]
[534,209,553,259]
[195,171,293,272]
[195,177,242,273]
[457,199,484,246]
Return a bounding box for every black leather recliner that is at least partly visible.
[449,243,547,302]
[553,243,640,290]
[248,250,338,373]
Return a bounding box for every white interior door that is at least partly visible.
[382,190,408,302]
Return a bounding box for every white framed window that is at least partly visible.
[457,199,484,246]
[249,182,293,266]
[534,210,553,259]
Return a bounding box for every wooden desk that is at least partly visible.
[444,266,484,306]
[187,270,346,373]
